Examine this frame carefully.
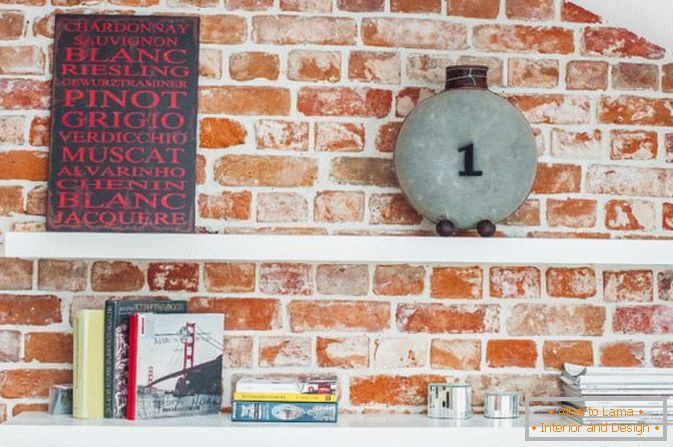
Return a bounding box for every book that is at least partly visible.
[236,376,337,394]
[73,310,104,419]
[232,401,338,423]
[127,313,224,420]
[104,300,187,418]
[233,392,337,403]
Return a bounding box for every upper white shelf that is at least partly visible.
[4,232,673,265]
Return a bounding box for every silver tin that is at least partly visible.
[427,383,472,419]
[483,392,520,419]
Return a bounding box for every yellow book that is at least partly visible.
[73,310,104,419]
[233,392,337,403]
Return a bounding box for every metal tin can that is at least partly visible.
[483,392,520,419]
[427,383,472,419]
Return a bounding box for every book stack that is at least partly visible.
[232,376,338,423]
[73,299,224,420]
[560,363,673,425]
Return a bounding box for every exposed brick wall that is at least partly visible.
[1,0,673,418]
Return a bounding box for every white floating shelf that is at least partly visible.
[4,232,673,265]
[0,412,636,447]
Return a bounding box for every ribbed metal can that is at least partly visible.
[427,384,472,419]
[483,392,520,419]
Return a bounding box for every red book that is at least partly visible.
[126,314,140,420]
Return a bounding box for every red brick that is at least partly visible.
[315,122,364,152]
[373,337,426,368]
[288,50,340,82]
[253,16,356,45]
[431,267,482,299]
[610,130,657,160]
[200,15,246,44]
[29,116,49,146]
[38,260,86,292]
[337,0,382,11]
[664,64,673,93]
[0,258,33,290]
[458,56,504,87]
[430,339,480,370]
[204,263,255,293]
[289,300,390,332]
[599,96,673,126]
[148,263,199,292]
[599,341,644,366]
[314,190,364,223]
[260,263,313,295]
[316,264,369,296]
[259,336,311,367]
[369,193,422,225]
[222,336,253,368]
[374,265,424,296]
[466,374,560,406]
[0,46,44,75]
[561,1,600,22]
[24,332,72,363]
[0,150,48,180]
[508,95,590,124]
[198,191,251,220]
[214,155,317,187]
[487,339,537,368]
[0,11,24,39]
[0,115,23,144]
[542,340,593,369]
[391,0,439,13]
[362,18,467,50]
[317,336,369,368]
[189,297,281,330]
[350,375,448,406]
[225,0,272,9]
[506,0,554,20]
[298,87,391,118]
[375,122,401,153]
[658,271,673,301]
[229,51,279,81]
[26,185,46,215]
[396,303,499,333]
[652,342,673,368]
[603,270,653,303]
[396,87,437,117]
[586,165,673,197]
[532,164,581,194]
[257,192,307,223]
[566,60,608,90]
[605,200,655,231]
[664,203,673,231]
[199,118,247,149]
[91,261,144,292]
[199,86,290,115]
[473,25,574,54]
[613,305,673,334]
[0,295,60,326]
[551,129,601,159]
[12,403,48,416]
[508,58,558,88]
[330,157,396,186]
[0,404,5,423]
[0,330,20,362]
[255,119,309,151]
[546,199,596,228]
[490,267,540,299]
[546,267,596,299]
[199,48,221,79]
[0,369,72,398]
[447,0,499,18]
[280,0,331,11]
[507,304,605,335]
[582,27,664,59]
[196,155,206,185]
[502,199,540,226]
[612,63,658,90]
[349,51,400,84]
[405,54,453,84]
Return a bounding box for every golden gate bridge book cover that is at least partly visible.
[127,313,223,420]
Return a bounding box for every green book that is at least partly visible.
[73,309,104,419]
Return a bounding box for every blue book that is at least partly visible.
[232,401,338,423]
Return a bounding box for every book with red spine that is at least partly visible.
[126,314,140,420]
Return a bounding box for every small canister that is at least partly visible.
[483,391,520,419]
[427,383,472,419]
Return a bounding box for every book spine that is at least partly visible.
[103,301,115,418]
[232,401,338,423]
[126,314,140,421]
[233,392,337,403]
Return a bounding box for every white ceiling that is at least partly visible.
[573,0,672,49]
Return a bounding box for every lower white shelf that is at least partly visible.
[0,412,653,447]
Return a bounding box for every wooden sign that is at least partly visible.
[47,14,199,232]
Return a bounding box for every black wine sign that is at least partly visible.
[47,14,199,232]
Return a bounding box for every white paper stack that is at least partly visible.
[560,363,673,424]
